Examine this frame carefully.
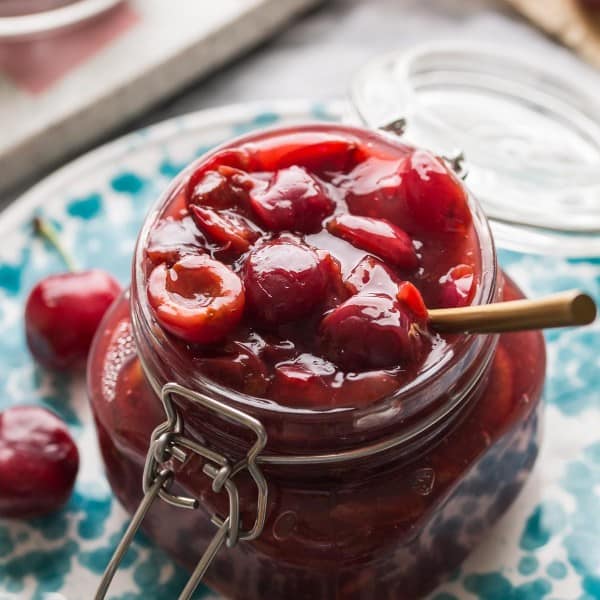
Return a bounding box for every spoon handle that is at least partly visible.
[428,290,597,334]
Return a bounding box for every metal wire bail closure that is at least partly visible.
[94,382,268,600]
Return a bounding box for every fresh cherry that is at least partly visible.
[320,293,426,370]
[25,269,121,370]
[148,254,245,344]
[327,214,417,270]
[438,264,476,308]
[249,166,334,233]
[243,238,328,325]
[0,406,79,519]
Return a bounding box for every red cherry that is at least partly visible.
[274,139,366,176]
[148,255,245,344]
[25,270,121,370]
[271,355,336,408]
[196,340,270,396]
[243,239,328,325]
[146,216,204,264]
[327,214,417,270]
[344,157,408,224]
[345,255,401,297]
[186,148,258,208]
[438,264,475,308]
[403,150,471,234]
[249,166,334,233]
[189,205,260,253]
[320,293,426,370]
[188,169,240,210]
[0,406,79,518]
[396,281,429,320]
[255,133,363,173]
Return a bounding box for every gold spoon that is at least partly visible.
[428,290,597,334]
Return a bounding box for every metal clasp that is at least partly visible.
[95,382,268,600]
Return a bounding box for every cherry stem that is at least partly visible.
[33,217,78,272]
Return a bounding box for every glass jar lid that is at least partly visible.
[351,41,600,257]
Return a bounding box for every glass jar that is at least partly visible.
[88,124,546,599]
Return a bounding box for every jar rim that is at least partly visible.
[131,122,498,442]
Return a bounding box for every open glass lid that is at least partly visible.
[351,42,600,257]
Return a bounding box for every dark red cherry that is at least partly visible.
[146,216,204,264]
[344,157,409,224]
[0,406,79,519]
[189,205,260,253]
[25,270,121,370]
[148,254,245,344]
[345,255,401,297]
[438,264,475,308]
[186,148,258,209]
[274,138,366,176]
[403,150,471,235]
[320,293,426,370]
[327,214,417,270]
[243,239,328,325]
[249,166,334,233]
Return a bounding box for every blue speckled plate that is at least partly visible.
[0,100,598,600]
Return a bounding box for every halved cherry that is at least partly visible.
[188,170,239,210]
[189,205,260,253]
[345,255,400,297]
[403,150,471,235]
[319,293,426,370]
[148,254,245,344]
[344,157,408,224]
[256,133,362,172]
[249,166,334,233]
[187,148,257,208]
[438,264,476,308]
[327,214,417,270]
[243,238,328,325]
[197,342,269,396]
[271,354,336,407]
[146,216,204,264]
[275,139,366,176]
[319,252,351,312]
[396,281,429,320]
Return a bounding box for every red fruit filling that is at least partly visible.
[327,214,417,270]
[147,254,245,344]
[403,150,471,235]
[243,238,328,325]
[142,126,483,408]
[319,293,427,370]
[249,166,334,233]
[438,264,476,308]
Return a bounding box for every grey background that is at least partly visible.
[5,0,600,205]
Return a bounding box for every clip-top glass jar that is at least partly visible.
[88,123,546,599]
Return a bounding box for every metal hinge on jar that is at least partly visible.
[94,382,268,600]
